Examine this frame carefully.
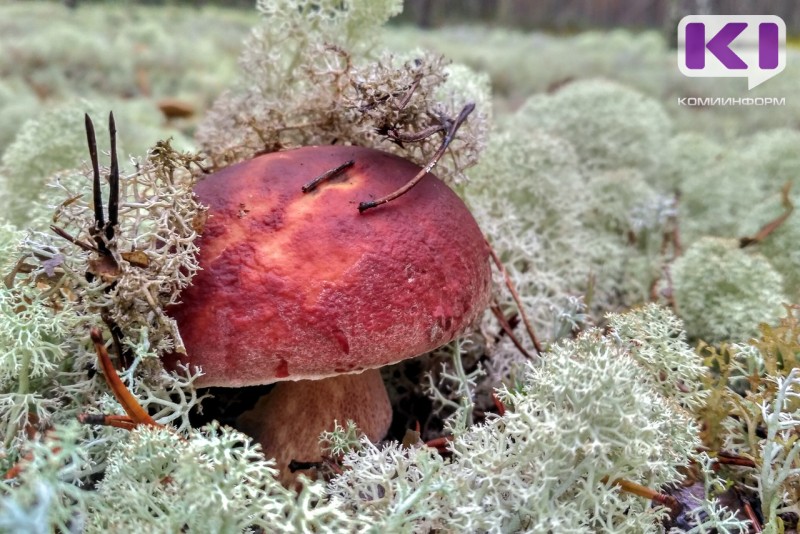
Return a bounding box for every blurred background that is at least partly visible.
[1,0,798,160]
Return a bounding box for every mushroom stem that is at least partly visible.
[236,368,392,486]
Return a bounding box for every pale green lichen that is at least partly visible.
[583,168,676,308]
[86,423,353,533]
[3,1,800,531]
[756,370,800,533]
[197,0,490,183]
[608,303,707,411]
[467,128,589,350]
[0,306,708,533]
[0,423,94,533]
[0,277,80,449]
[509,79,672,175]
[669,237,785,342]
[330,312,701,532]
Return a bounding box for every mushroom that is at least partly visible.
[165,145,491,483]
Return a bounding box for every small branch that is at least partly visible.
[50,225,99,253]
[494,311,521,341]
[77,413,137,430]
[740,182,794,248]
[742,499,762,532]
[395,70,423,110]
[301,159,354,193]
[714,451,757,468]
[486,238,543,355]
[358,102,475,213]
[604,476,681,517]
[4,254,34,289]
[383,123,447,145]
[490,304,533,359]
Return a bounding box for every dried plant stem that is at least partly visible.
[395,71,423,110]
[301,159,354,193]
[490,304,533,359]
[107,112,119,240]
[358,103,475,213]
[604,476,680,515]
[84,112,120,254]
[486,238,543,355]
[49,225,99,253]
[77,413,137,430]
[742,499,762,532]
[714,451,757,468]
[85,113,105,253]
[385,123,446,144]
[740,181,794,248]
[90,327,159,427]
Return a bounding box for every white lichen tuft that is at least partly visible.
[756,370,800,532]
[607,304,707,411]
[330,308,701,532]
[197,0,490,184]
[668,237,785,342]
[510,79,672,175]
[87,423,354,532]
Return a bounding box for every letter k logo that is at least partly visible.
[677,15,786,90]
[686,22,747,69]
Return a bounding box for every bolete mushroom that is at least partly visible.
[165,145,491,483]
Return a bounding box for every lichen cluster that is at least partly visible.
[198,0,491,182]
[0,135,206,459]
[698,306,800,533]
[326,306,729,532]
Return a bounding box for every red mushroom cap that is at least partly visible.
[166,145,491,387]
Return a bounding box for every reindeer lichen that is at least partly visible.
[4,1,800,530]
[0,127,207,479]
[197,0,490,182]
[330,309,702,532]
[510,79,672,175]
[669,237,785,342]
